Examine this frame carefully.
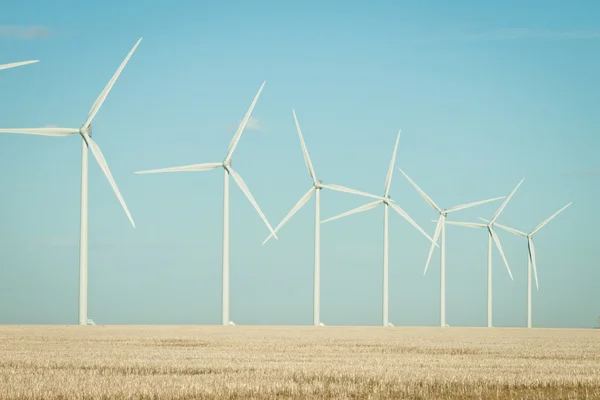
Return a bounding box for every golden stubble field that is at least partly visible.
[0,325,599,399]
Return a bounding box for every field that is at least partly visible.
[1,326,599,399]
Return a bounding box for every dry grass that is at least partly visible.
[1,325,599,399]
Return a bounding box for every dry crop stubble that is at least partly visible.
[0,326,599,399]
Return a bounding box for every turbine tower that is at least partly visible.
[479,202,571,328]
[262,109,383,326]
[398,168,504,327]
[321,130,436,327]
[445,177,524,327]
[135,81,276,326]
[0,39,142,325]
[0,60,38,71]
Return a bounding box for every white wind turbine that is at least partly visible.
[135,81,276,326]
[444,177,524,328]
[398,168,505,327]
[479,202,572,328]
[0,60,38,71]
[262,109,383,326]
[0,38,142,325]
[321,130,437,327]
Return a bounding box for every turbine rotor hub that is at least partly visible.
[79,125,91,137]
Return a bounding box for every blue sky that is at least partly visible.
[1,0,599,328]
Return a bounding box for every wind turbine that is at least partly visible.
[0,38,142,325]
[0,60,38,71]
[444,177,524,327]
[135,81,276,326]
[321,130,436,327]
[398,168,505,327]
[262,109,383,326]
[479,202,572,328]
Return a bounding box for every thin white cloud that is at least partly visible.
[245,116,262,131]
[463,28,600,40]
[0,25,50,40]
[227,116,263,133]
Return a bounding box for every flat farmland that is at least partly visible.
[0,325,599,399]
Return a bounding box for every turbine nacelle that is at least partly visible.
[79,125,92,140]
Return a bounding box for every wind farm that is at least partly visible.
[1,4,597,398]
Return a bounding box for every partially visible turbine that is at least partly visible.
[0,38,142,325]
[445,177,524,328]
[262,109,382,326]
[136,81,276,326]
[398,168,504,327]
[321,130,437,327]
[479,202,572,328]
[0,60,38,71]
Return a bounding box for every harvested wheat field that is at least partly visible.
[1,325,599,399]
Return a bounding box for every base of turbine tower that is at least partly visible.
[386,322,394,327]
[228,321,236,326]
[80,319,96,326]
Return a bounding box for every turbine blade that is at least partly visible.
[398,168,441,212]
[384,129,401,197]
[84,38,142,127]
[321,200,381,224]
[528,237,539,290]
[478,218,527,236]
[0,60,39,71]
[262,187,315,245]
[225,81,266,160]
[229,167,276,238]
[424,216,443,275]
[87,138,135,228]
[490,228,513,280]
[446,197,505,213]
[0,127,79,136]
[490,177,525,224]
[292,109,317,183]
[530,202,572,236]
[445,221,487,228]
[389,202,438,246]
[135,162,222,174]
[321,183,382,200]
